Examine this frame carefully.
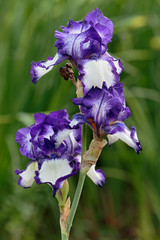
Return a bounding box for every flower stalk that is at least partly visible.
[66,172,86,235]
[81,135,107,174]
[66,124,87,235]
[59,197,71,240]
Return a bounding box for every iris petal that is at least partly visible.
[87,164,106,187]
[104,121,142,154]
[101,52,124,75]
[73,84,130,137]
[80,59,119,94]
[85,8,114,45]
[35,157,79,195]
[31,53,68,84]
[15,161,38,188]
[15,126,35,159]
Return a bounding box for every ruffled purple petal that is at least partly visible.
[73,84,130,137]
[101,52,124,75]
[35,157,80,195]
[31,9,115,84]
[31,53,68,84]
[55,20,89,56]
[55,32,78,57]
[85,8,114,46]
[63,131,81,156]
[54,9,113,62]
[31,110,70,142]
[104,121,142,154]
[45,109,70,126]
[34,113,46,124]
[87,164,106,187]
[30,123,55,158]
[15,126,35,159]
[30,109,81,157]
[72,27,102,60]
[15,161,38,188]
[56,26,102,61]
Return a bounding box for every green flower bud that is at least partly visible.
[56,180,69,209]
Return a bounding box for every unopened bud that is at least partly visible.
[56,180,69,209]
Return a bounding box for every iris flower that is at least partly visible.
[16,8,142,196]
[73,83,142,154]
[15,110,106,195]
[30,8,123,95]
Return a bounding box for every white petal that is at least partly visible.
[107,123,142,153]
[17,161,38,188]
[31,53,68,83]
[69,114,84,127]
[82,59,117,91]
[55,129,72,147]
[43,125,54,139]
[107,134,119,145]
[37,158,73,186]
[110,127,135,149]
[112,59,123,74]
[87,164,106,187]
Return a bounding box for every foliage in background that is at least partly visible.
[0,0,160,239]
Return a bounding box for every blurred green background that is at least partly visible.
[0,0,160,239]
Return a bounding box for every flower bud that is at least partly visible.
[56,180,69,208]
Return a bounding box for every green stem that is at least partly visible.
[67,172,86,233]
[82,123,87,155]
[61,232,68,240]
[66,124,87,234]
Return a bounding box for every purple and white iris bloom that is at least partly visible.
[15,109,82,195]
[73,83,142,154]
[15,109,106,195]
[17,8,142,197]
[30,8,123,94]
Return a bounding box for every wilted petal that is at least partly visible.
[87,164,106,187]
[31,53,68,84]
[15,161,38,188]
[104,121,142,154]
